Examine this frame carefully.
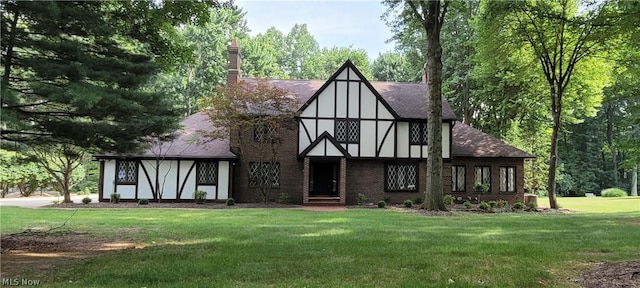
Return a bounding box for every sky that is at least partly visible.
[235,0,397,60]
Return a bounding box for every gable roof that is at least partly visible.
[452,122,535,158]
[299,131,352,158]
[95,112,237,159]
[244,61,457,121]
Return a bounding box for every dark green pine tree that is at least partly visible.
[1,1,214,152]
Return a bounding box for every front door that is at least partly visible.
[310,161,339,196]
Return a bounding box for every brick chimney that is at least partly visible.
[227,39,241,85]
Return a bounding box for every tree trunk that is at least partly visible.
[422,0,447,211]
[631,165,638,197]
[547,110,560,209]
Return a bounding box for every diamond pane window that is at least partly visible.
[335,119,358,144]
[499,166,516,193]
[452,165,466,192]
[474,166,491,191]
[410,123,428,144]
[197,161,217,185]
[116,160,137,185]
[249,162,280,188]
[254,123,276,142]
[385,163,418,191]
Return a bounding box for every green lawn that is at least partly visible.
[537,196,640,213]
[1,206,639,287]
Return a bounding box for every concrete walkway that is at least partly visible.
[300,206,347,212]
[0,194,99,208]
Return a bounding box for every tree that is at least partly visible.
[385,0,449,211]
[31,145,86,203]
[0,149,52,198]
[313,46,373,80]
[484,0,617,208]
[282,24,321,79]
[240,28,289,79]
[149,7,249,117]
[371,52,414,82]
[203,80,298,202]
[1,1,220,152]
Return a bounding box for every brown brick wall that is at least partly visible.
[450,157,526,203]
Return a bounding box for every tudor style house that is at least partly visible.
[94,41,534,205]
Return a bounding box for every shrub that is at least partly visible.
[488,200,497,208]
[463,200,472,209]
[226,198,235,206]
[496,199,508,208]
[278,192,290,204]
[194,190,207,204]
[357,193,367,205]
[513,201,525,209]
[601,188,627,197]
[377,201,386,208]
[138,199,149,205]
[110,193,120,203]
[81,197,92,204]
[443,194,454,205]
[527,201,537,209]
[414,197,424,205]
[479,201,490,210]
[403,199,413,208]
[474,183,490,194]
[383,195,392,204]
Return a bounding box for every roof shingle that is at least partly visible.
[452,121,535,158]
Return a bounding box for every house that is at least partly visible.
[94,41,534,205]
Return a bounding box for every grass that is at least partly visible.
[537,196,640,213]
[1,205,639,287]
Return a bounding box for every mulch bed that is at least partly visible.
[580,261,640,288]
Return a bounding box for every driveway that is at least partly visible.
[0,194,99,208]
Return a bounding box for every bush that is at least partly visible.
[513,201,525,210]
[377,200,386,208]
[414,197,424,205]
[527,201,537,209]
[278,192,290,204]
[357,193,367,205]
[226,198,235,206]
[81,197,92,204]
[601,188,627,197]
[479,201,490,210]
[403,199,413,208]
[110,193,120,203]
[463,200,472,209]
[138,198,149,205]
[194,190,207,204]
[443,194,454,205]
[383,195,392,204]
[496,199,508,208]
[488,200,497,208]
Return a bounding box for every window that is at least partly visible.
[500,167,516,193]
[254,122,276,142]
[474,166,491,191]
[197,161,217,185]
[116,160,137,185]
[385,163,418,191]
[452,165,466,192]
[249,162,280,188]
[335,119,359,143]
[410,122,428,145]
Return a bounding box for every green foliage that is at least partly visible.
[357,193,367,205]
[403,199,413,208]
[527,202,538,209]
[138,199,150,205]
[463,200,472,209]
[194,190,207,204]
[371,52,415,82]
[377,201,386,208]
[488,201,497,208]
[601,188,628,198]
[443,194,454,206]
[226,198,235,206]
[383,195,392,204]
[278,192,290,204]
[110,193,121,204]
[513,201,525,210]
[0,1,218,151]
[81,197,92,204]
[479,201,490,211]
[496,199,508,208]
[0,149,52,197]
[474,183,489,194]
